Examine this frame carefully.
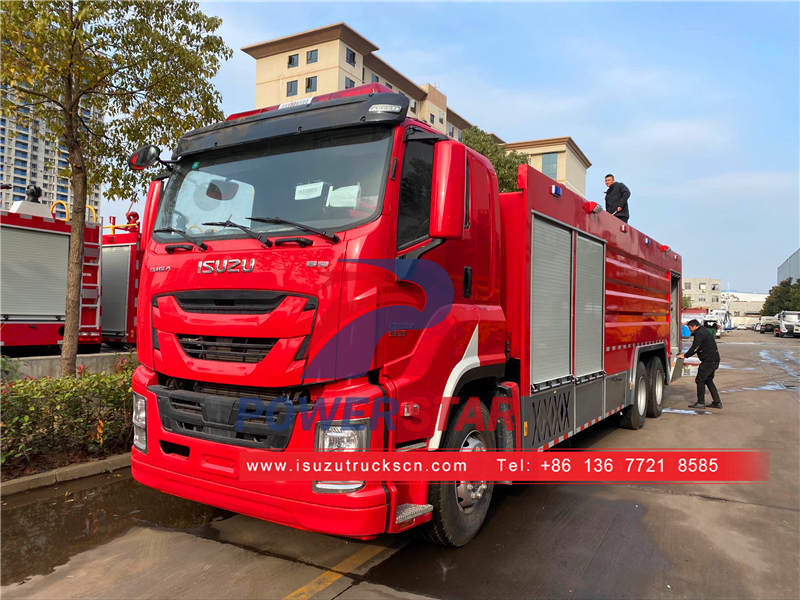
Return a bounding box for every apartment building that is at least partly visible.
[683,277,723,309]
[241,23,590,192]
[500,137,591,197]
[0,109,102,216]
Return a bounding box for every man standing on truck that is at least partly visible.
[679,319,723,409]
[604,174,630,223]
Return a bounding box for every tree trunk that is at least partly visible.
[59,137,87,376]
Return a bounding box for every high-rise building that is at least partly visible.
[241,23,591,195]
[0,108,102,216]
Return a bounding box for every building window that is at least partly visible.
[409,99,416,113]
[429,113,435,124]
[344,77,355,89]
[305,76,317,93]
[371,74,379,83]
[684,282,692,290]
[345,47,356,66]
[438,111,444,124]
[711,283,719,291]
[712,296,719,303]
[286,80,298,96]
[385,83,392,89]
[448,125,454,137]
[541,152,558,180]
[699,296,706,302]
[306,49,318,64]
[699,283,707,291]
[288,54,299,68]
[397,140,434,248]
[458,131,462,142]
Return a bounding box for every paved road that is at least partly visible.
[2,331,798,599]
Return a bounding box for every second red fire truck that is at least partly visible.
[129,84,683,546]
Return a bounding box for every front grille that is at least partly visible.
[176,335,277,363]
[173,290,287,314]
[150,384,296,450]
[158,375,309,405]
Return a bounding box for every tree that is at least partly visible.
[681,295,692,309]
[761,278,800,316]
[461,126,529,192]
[1,1,231,375]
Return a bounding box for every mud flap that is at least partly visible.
[669,356,684,383]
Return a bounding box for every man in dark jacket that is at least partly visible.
[604,174,631,223]
[678,319,723,409]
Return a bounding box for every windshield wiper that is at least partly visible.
[153,228,208,251]
[247,216,340,244]
[202,219,273,248]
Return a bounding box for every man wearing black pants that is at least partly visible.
[679,319,722,409]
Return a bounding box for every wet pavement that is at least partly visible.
[2,331,798,599]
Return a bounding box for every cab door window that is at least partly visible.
[396,140,434,249]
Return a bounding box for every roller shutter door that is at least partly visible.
[1,227,69,318]
[530,217,572,385]
[574,236,604,376]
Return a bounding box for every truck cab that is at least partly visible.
[776,311,800,337]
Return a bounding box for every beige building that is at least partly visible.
[241,23,590,192]
[683,278,723,309]
[500,137,591,197]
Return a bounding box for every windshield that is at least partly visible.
[153,127,394,241]
[783,313,799,322]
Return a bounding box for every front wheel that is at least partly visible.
[425,401,495,547]
[620,360,648,429]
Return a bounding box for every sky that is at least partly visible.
[105,1,799,293]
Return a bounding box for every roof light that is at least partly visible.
[551,184,562,198]
[278,97,312,110]
[659,244,670,252]
[368,104,402,113]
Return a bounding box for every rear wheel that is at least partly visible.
[425,401,495,547]
[620,360,648,429]
[646,358,665,418]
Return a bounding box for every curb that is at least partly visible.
[1,453,131,496]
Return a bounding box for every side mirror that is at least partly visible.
[429,140,466,239]
[128,144,161,171]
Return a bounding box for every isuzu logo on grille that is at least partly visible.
[197,259,255,274]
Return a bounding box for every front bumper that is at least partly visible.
[130,365,391,538]
[131,451,387,537]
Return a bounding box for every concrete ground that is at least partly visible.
[2,331,798,600]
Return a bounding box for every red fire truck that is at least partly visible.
[0,201,102,353]
[130,84,682,546]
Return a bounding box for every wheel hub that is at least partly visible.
[455,431,488,512]
[637,379,647,414]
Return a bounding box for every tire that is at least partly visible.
[425,401,495,547]
[619,360,648,430]
[646,358,665,418]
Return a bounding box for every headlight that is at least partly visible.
[132,392,147,453]
[315,419,370,451]
[313,418,369,494]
